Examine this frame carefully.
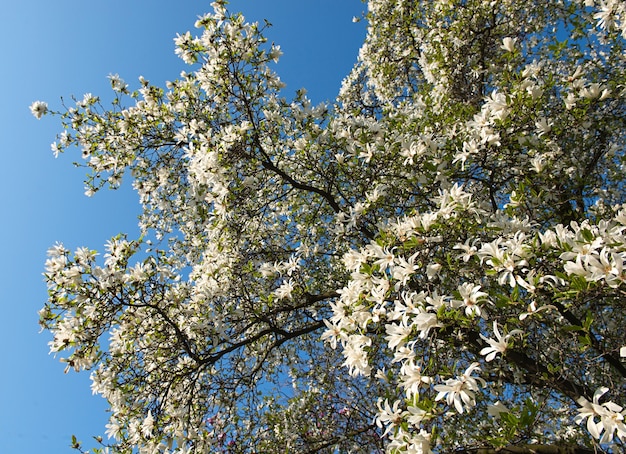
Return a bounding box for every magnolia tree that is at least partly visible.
[35,0,626,452]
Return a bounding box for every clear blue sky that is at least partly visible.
[0,1,365,452]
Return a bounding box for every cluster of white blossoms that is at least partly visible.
[36,0,626,452]
[324,193,626,450]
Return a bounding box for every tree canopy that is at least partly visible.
[36,0,626,452]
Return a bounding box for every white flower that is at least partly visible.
[530,154,547,173]
[434,362,486,414]
[385,318,413,350]
[141,411,154,438]
[526,84,544,101]
[412,310,441,339]
[426,263,442,280]
[79,92,97,107]
[488,401,510,418]
[392,254,418,285]
[564,255,592,279]
[370,244,396,270]
[174,31,197,64]
[535,117,553,137]
[580,83,610,99]
[519,301,556,320]
[321,319,346,349]
[274,279,295,300]
[406,405,429,425]
[405,429,432,454]
[501,37,516,53]
[454,239,477,262]
[400,361,431,398]
[594,3,616,31]
[108,73,128,92]
[564,92,577,110]
[30,101,48,119]
[51,141,62,158]
[376,399,405,435]
[454,282,488,317]
[269,45,282,63]
[342,335,371,376]
[128,262,151,282]
[575,387,626,444]
[479,321,523,361]
[106,418,123,440]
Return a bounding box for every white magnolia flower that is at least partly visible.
[385,318,413,350]
[575,387,626,444]
[321,319,346,349]
[530,154,547,173]
[501,37,517,53]
[108,73,128,92]
[141,411,155,438]
[400,361,431,398]
[342,335,371,376]
[406,429,432,454]
[454,282,488,317]
[535,117,553,137]
[434,362,486,414]
[519,301,556,321]
[580,83,609,99]
[30,101,48,119]
[479,322,523,361]
[488,401,510,418]
[106,418,123,440]
[564,92,577,110]
[454,239,478,262]
[273,279,295,300]
[376,399,405,435]
[269,45,282,63]
[426,263,442,280]
[594,3,616,31]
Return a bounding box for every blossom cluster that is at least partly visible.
[324,197,626,450]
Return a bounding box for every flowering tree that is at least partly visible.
[35,0,626,452]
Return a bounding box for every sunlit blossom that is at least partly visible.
[479,322,523,361]
[434,363,486,414]
[30,100,48,119]
[501,37,516,53]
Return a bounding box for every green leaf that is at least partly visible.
[581,228,594,243]
[561,324,583,332]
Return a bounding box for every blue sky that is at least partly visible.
[0,1,365,452]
